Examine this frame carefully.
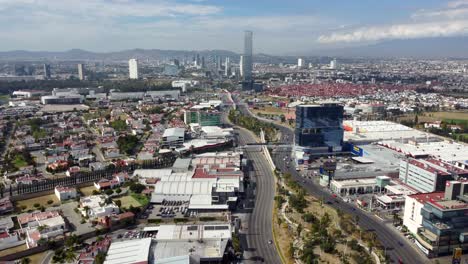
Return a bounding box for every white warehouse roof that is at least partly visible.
[104,238,152,264]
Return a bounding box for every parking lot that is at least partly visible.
[146,200,192,220]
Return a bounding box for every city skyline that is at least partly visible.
[1,0,468,54]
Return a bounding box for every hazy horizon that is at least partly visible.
[1,0,468,55]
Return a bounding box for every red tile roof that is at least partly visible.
[408,192,444,204]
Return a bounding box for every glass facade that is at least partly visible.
[185,110,221,127]
[417,203,468,256]
[295,104,344,150]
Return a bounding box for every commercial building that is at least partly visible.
[412,180,468,257]
[146,90,180,100]
[105,237,152,264]
[242,30,253,81]
[330,176,390,196]
[380,140,468,169]
[171,80,199,92]
[184,110,221,126]
[295,103,344,151]
[153,223,232,263]
[344,120,428,144]
[162,128,185,148]
[78,63,85,80]
[40,95,84,105]
[403,192,444,235]
[135,152,244,211]
[399,158,468,193]
[12,90,45,98]
[129,59,138,79]
[105,223,232,264]
[241,30,253,90]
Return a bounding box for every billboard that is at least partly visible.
[351,145,364,156]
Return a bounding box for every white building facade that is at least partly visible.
[129,59,139,79]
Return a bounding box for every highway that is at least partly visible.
[233,95,428,264]
[221,100,281,264]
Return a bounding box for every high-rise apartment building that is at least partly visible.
[330,58,337,70]
[224,57,231,76]
[298,58,305,68]
[129,59,139,79]
[43,64,51,79]
[77,64,85,80]
[295,103,344,151]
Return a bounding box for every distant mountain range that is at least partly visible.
[0,49,240,62]
[1,36,468,61]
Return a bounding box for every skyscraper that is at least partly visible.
[129,59,139,79]
[295,103,344,151]
[77,64,85,80]
[330,58,337,70]
[298,58,305,68]
[224,57,231,76]
[239,55,244,77]
[242,30,253,82]
[43,64,51,79]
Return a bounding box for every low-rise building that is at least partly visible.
[77,235,112,264]
[162,128,185,148]
[41,94,84,105]
[54,186,77,201]
[80,195,119,219]
[18,211,66,248]
[0,197,14,215]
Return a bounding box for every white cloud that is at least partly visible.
[0,0,222,18]
[448,0,468,8]
[318,20,468,43]
[318,1,468,44]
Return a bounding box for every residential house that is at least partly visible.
[54,186,77,201]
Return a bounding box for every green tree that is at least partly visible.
[95,252,107,264]
[20,257,31,264]
[129,183,146,194]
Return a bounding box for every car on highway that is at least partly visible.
[268,240,273,244]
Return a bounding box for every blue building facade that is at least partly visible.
[295,104,344,151]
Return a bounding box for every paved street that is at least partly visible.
[236,127,281,264]
[234,96,428,264]
[222,102,281,264]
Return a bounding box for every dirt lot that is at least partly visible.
[79,185,97,196]
[26,251,48,263]
[399,111,468,123]
[16,194,60,212]
[0,244,27,257]
[115,195,141,208]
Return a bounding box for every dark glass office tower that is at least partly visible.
[295,103,344,150]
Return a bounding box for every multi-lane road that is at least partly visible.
[232,95,428,264]
[221,101,281,264]
[237,127,282,264]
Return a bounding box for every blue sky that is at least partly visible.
[1,0,467,54]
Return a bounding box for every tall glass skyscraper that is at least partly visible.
[295,103,344,151]
[242,31,253,82]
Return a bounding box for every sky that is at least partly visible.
[1,0,468,54]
